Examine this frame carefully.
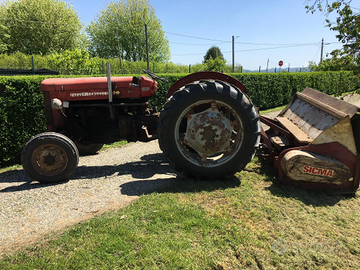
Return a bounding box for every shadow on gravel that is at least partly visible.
[0,153,173,193]
[72,153,175,180]
[1,152,242,195]
[0,180,67,193]
[0,170,28,183]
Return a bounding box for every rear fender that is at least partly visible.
[167,71,246,98]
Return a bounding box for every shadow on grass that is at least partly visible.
[120,175,241,196]
[256,157,354,207]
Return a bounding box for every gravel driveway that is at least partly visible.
[0,140,177,256]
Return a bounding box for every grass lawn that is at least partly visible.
[1,156,359,269]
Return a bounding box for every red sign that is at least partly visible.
[278,61,284,67]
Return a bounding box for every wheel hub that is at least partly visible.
[34,146,66,173]
[184,107,233,157]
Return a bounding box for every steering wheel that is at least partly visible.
[142,69,169,83]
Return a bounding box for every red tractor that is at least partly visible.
[21,68,260,183]
[21,67,360,194]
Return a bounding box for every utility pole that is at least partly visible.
[266,59,269,73]
[320,38,330,63]
[232,35,235,73]
[145,24,150,71]
[115,28,124,74]
[320,38,324,63]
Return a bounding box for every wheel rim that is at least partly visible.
[175,99,244,168]
[31,144,68,176]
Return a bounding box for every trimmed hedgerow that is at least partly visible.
[1,71,358,167]
[0,76,48,167]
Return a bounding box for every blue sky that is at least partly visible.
[69,0,360,70]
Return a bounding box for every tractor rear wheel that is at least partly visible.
[158,80,260,180]
[74,141,104,156]
[21,132,79,183]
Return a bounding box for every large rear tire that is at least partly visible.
[158,80,260,179]
[74,141,104,156]
[21,132,79,183]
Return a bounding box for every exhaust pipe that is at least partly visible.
[106,63,115,119]
[106,63,113,103]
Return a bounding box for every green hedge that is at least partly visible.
[0,76,48,167]
[1,71,358,167]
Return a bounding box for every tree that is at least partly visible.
[0,24,9,53]
[203,57,226,72]
[305,0,349,13]
[203,46,224,63]
[202,46,226,71]
[308,58,356,71]
[305,1,360,73]
[87,0,170,62]
[0,0,82,55]
[47,49,101,75]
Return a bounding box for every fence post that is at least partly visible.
[275,67,277,73]
[189,64,191,73]
[31,56,35,75]
[259,66,261,73]
[240,66,242,73]
[102,61,105,74]
[153,62,155,73]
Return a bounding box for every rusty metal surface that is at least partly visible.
[279,96,340,140]
[184,107,232,157]
[175,99,244,168]
[280,149,351,185]
[32,144,68,176]
[260,88,360,193]
[275,116,313,144]
[270,135,290,151]
[276,88,358,150]
[312,116,357,155]
[302,88,359,117]
[275,142,360,193]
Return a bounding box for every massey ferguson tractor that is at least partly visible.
[21,66,360,194]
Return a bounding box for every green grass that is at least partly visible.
[259,105,286,115]
[0,164,22,174]
[100,141,128,151]
[1,157,359,269]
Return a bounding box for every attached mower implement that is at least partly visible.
[260,87,360,194]
[21,68,360,194]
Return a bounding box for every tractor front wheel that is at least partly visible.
[21,132,79,183]
[158,80,260,179]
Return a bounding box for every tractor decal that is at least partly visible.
[303,165,334,177]
[69,91,120,97]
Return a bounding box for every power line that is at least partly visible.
[166,31,331,47]
[234,43,319,52]
[170,41,229,46]
[166,31,230,43]
[172,43,321,56]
